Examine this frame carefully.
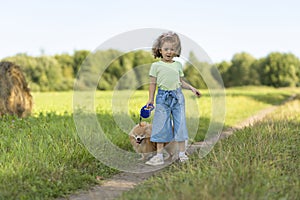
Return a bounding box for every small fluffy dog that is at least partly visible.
[129,122,176,160]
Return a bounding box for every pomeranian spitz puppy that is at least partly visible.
[129,122,176,160]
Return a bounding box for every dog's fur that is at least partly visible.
[0,61,33,118]
[129,122,177,160]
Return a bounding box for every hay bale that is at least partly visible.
[0,61,33,117]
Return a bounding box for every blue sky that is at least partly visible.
[1,0,300,62]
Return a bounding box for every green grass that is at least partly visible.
[119,96,300,200]
[0,114,118,199]
[0,86,298,199]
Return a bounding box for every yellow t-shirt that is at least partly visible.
[149,60,184,90]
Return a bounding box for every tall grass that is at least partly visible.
[0,114,118,199]
[0,87,298,199]
[119,97,300,200]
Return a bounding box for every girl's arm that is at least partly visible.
[147,76,157,106]
[180,77,201,97]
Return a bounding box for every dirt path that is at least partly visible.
[60,94,296,200]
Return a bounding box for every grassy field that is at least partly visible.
[119,94,300,200]
[0,86,298,199]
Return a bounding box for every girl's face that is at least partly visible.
[160,42,176,63]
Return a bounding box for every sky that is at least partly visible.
[1,0,300,63]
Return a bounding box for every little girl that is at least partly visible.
[145,31,201,166]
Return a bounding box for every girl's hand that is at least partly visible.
[191,87,201,97]
[146,100,154,107]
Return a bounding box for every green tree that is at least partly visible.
[73,50,90,76]
[132,50,155,90]
[75,49,123,90]
[54,54,74,90]
[183,52,216,89]
[215,61,232,87]
[259,52,299,87]
[183,63,207,89]
[115,52,137,90]
[36,56,63,91]
[97,50,154,90]
[225,52,257,87]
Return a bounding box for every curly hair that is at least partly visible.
[152,31,181,59]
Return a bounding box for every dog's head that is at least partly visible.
[129,122,152,144]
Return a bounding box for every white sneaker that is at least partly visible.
[179,154,189,162]
[145,155,164,166]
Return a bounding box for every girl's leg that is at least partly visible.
[178,140,188,162]
[178,141,185,152]
[155,142,164,160]
[171,89,188,162]
[157,142,164,154]
[145,142,165,166]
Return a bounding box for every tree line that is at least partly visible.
[2,50,299,91]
